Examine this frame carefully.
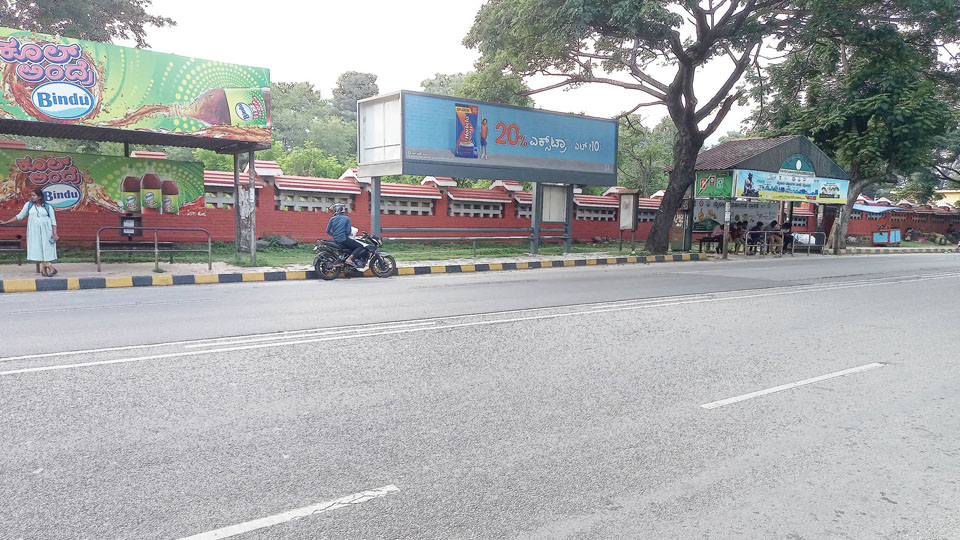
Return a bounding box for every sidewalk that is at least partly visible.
[0,251,705,293]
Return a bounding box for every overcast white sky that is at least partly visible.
[133,0,750,139]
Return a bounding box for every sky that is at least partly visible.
[132,0,750,140]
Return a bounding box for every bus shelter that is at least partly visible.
[685,135,850,258]
[356,91,618,254]
[0,26,271,264]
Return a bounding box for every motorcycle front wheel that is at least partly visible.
[314,253,341,280]
[369,254,397,278]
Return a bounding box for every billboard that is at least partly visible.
[694,170,734,198]
[358,91,617,186]
[735,169,849,204]
[0,148,204,215]
[0,27,270,144]
[693,199,780,232]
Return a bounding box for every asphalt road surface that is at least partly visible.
[1,254,959,539]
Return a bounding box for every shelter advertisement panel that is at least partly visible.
[0,148,204,215]
[694,170,734,198]
[693,199,779,232]
[735,169,849,204]
[0,27,270,143]
[394,91,617,185]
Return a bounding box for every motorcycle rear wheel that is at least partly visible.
[370,254,396,278]
[315,254,341,280]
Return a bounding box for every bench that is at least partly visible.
[0,238,26,265]
[98,240,177,263]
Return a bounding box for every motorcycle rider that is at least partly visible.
[325,203,365,268]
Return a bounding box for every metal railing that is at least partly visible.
[0,223,27,265]
[96,226,211,272]
[384,235,570,258]
[380,227,568,258]
[743,230,828,257]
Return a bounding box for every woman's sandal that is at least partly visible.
[41,269,50,277]
[49,269,58,277]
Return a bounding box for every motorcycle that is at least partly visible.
[313,229,397,280]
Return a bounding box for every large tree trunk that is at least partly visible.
[646,131,701,254]
[827,178,872,250]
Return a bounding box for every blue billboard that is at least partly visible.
[399,92,617,186]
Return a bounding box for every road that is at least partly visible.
[1,254,959,539]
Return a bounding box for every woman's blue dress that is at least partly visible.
[15,202,57,262]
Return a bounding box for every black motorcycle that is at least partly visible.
[313,232,397,280]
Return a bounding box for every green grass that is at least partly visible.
[0,239,652,267]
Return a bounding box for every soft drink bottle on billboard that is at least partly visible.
[454,103,479,158]
[161,180,179,214]
[140,173,162,212]
[168,88,271,128]
[121,175,141,212]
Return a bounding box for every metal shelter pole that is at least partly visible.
[123,142,130,157]
[371,176,381,237]
[248,150,256,265]
[721,200,731,260]
[530,182,542,254]
[563,184,574,254]
[233,153,241,257]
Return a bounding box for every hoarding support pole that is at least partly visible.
[722,201,731,260]
[530,182,542,255]
[233,153,241,257]
[371,177,381,237]
[563,184,574,254]
[123,142,130,158]
[248,151,256,265]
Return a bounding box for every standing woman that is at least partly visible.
[0,188,59,276]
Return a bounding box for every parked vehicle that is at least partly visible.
[313,230,396,280]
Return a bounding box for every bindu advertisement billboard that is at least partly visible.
[358,91,617,186]
[0,148,203,215]
[0,27,270,144]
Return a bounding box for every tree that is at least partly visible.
[276,142,350,179]
[421,73,467,96]
[617,116,674,197]
[748,3,960,246]
[466,0,811,253]
[332,71,379,121]
[269,82,332,150]
[192,148,233,172]
[0,0,174,47]
[457,64,533,107]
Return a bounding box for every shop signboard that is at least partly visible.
[0,27,270,143]
[358,91,618,185]
[735,169,849,204]
[693,199,779,233]
[694,170,734,198]
[0,148,203,215]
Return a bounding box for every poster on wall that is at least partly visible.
[358,91,618,185]
[0,148,204,215]
[0,27,270,144]
[735,169,849,204]
[693,199,779,233]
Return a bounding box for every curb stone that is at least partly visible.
[0,253,703,294]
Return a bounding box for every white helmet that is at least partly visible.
[331,203,346,215]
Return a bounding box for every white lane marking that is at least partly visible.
[0,321,438,363]
[181,321,437,349]
[2,273,957,376]
[178,485,400,540]
[700,363,885,409]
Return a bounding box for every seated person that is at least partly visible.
[781,222,794,251]
[747,221,764,254]
[763,220,782,254]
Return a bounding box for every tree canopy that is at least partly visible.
[332,71,379,121]
[0,0,174,47]
[465,0,812,253]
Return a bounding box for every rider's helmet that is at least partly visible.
[331,203,346,215]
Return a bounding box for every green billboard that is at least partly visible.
[0,27,270,144]
[0,148,203,215]
[695,170,734,198]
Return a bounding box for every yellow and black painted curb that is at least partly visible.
[0,253,703,294]
[843,247,955,255]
